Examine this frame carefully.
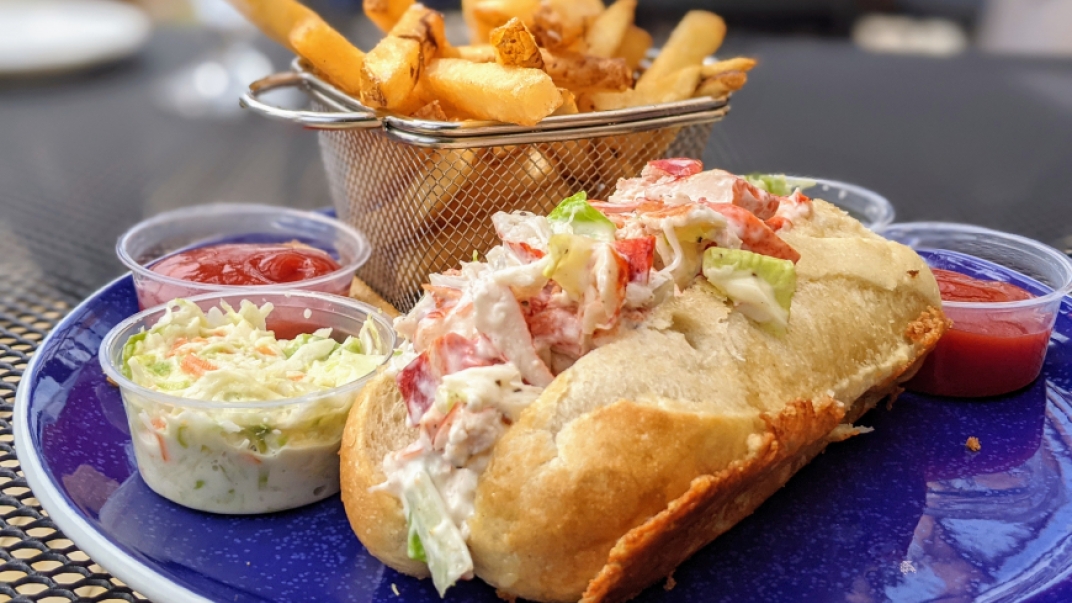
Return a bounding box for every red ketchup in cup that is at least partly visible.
[150,243,343,287]
[881,223,1072,400]
[118,204,371,311]
[907,269,1051,397]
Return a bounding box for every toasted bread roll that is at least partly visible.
[341,195,945,602]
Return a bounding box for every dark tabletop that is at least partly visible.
[1,22,1070,602]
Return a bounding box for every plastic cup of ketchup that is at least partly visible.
[117,204,371,310]
[881,222,1072,398]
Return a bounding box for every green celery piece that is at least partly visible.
[407,524,428,563]
[543,233,596,300]
[283,334,315,358]
[744,173,815,197]
[547,191,616,242]
[120,331,148,379]
[149,361,172,376]
[157,380,191,391]
[702,247,797,336]
[339,336,363,355]
[402,466,474,597]
[245,425,272,454]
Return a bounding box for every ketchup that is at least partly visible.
[151,243,342,286]
[933,268,1034,303]
[908,269,1050,398]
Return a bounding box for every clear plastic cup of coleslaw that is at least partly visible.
[99,290,396,514]
[117,204,371,310]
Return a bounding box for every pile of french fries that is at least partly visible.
[229,0,756,126]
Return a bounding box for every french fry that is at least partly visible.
[530,3,584,52]
[583,89,635,112]
[363,0,414,33]
[636,10,725,92]
[226,0,316,52]
[225,0,369,97]
[412,100,450,121]
[695,71,748,98]
[410,77,475,119]
[288,16,366,97]
[423,58,562,126]
[700,57,757,78]
[585,0,635,58]
[360,4,451,109]
[391,3,456,58]
[551,88,579,115]
[455,45,497,63]
[464,0,540,45]
[389,146,570,295]
[586,65,700,110]
[359,36,421,108]
[539,137,594,192]
[234,0,757,126]
[614,25,651,71]
[403,148,479,227]
[590,128,677,185]
[651,66,702,103]
[546,0,605,47]
[490,18,544,69]
[539,50,631,92]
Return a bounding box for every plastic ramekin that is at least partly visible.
[797,176,896,231]
[117,203,371,310]
[881,222,1072,398]
[99,290,396,514]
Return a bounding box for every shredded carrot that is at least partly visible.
[156,433,170,462]
[257,345,278,356]
[244,454,262,465]
[166,337,188,358]
[288,374,304,381]
[151,417,166,430]
[181,354,217,377]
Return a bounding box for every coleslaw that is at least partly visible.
[117,298,388,513]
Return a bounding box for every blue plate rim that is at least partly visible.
[13,273,212,603]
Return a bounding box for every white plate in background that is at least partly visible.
[0,0,151,76]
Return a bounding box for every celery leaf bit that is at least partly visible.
[401,465,473,596]
[744,173,815,197]
[702,247,797,336]
[546,191,616,242]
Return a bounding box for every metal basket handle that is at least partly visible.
[240,71,381,130]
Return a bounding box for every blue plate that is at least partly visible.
[14,274,1072,603]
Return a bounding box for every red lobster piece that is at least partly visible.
[643,158,704,179]
[396,333,503,425]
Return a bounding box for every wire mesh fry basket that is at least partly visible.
[241,64,730,312]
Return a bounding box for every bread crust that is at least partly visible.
[581,397,848,603]
[339,201,948,602]
[580,306,947,603]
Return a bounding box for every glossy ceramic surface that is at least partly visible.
[15,274,1072,603]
